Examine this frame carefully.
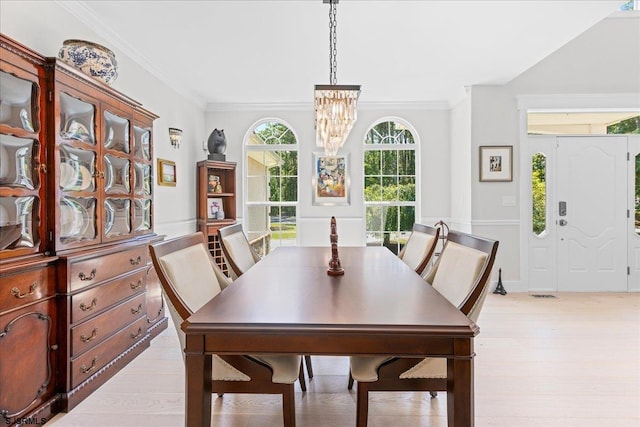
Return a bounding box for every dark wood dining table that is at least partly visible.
[183,246,478,427]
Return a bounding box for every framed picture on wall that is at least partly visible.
[479,146,513,182]
[157,158,176,186]
[312,153,350,206]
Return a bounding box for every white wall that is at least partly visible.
[0,1,207,239]
[206,106,450,246]
[450,93,472,232]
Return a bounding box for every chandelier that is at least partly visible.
[314,0,361,157]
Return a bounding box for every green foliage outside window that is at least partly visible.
[532,153,546,235]
[607,116,639,134]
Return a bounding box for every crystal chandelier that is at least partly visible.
[314,0,361,157]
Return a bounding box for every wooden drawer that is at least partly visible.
[0,266,56,313]
[68,246,147,292]
[71,293,146,358]
[70,315,148,388]
[71,270,146,324]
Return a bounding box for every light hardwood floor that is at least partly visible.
[48,292,640,427]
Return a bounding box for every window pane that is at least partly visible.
[383,206,398,232]
[270,206,297,249]
[382,176,398,201]
[268,176,280,202]
[532,152,547,236]
[398,150,415,175]
[399,205,415,232]
[364,177,381,201]
[399,177,415,201]
[283,151,298,175]
[253,121,297,145]
[382,151,397,175]
[280,177,297,202]
[364,150,381,175]
[247,176,267,202]
[366,205,383,233]
[246,205,269,242]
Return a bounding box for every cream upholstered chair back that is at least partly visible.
[149,232,230,360]
[218,224,261,279]
[424,230,498,318]
[397,223,440,275]
[349,230,499,403]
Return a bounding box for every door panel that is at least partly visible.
[557,136,627,291]
[630,135,640,291]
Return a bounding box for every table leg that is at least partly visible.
[185,351,212,427]
[447,355,474,427]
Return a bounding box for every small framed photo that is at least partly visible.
[312,153,350,206]
[207,198,223,219]
[208,174,221,193]
[157,158,176,186]
[479,146,512,182]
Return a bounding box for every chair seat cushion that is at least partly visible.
[349,356,392,382]
[254,354,303,384]
[349,355,446,382]
[213,354,301,384]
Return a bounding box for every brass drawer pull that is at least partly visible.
[130,280,143,290]
[80,328,98,343]
[80,356,98,374]
[131,303,143,315]
[130,327,143,340]
[80,298,98,312]
[79,269,97,281]
[130,256,142,265]
[10,282,39,299]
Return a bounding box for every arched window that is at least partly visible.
[363,119,417,254]
[244,120,298,256]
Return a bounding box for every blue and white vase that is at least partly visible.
[58,39,119,85]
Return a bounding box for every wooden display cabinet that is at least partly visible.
[0,33,166,424]
[196,160,237,275]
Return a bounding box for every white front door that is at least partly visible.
[556,136,628,291]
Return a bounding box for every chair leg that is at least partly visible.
[298,362,307,392]
[304,355,314,379]
[355,382,369,427]
[347,372,354,390]
[282,385,296,427]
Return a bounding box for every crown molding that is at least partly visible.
[205,100,450,113]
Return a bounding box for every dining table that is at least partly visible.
[183,246,479,427]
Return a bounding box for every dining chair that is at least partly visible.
[348,230,499,426]
[149,232,301,427]
[217,223,315,391]
[397,223,440,275]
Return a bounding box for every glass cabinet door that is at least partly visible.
[132,122,153,234]
[0,71,38,132]
[0,68,44,256]
[56,92,98,246]
[103,109,132,239]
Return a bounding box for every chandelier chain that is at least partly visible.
[329,0,337,85]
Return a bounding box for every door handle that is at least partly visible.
[559,219,568,226]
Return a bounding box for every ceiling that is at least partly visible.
[61,1,625,109]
